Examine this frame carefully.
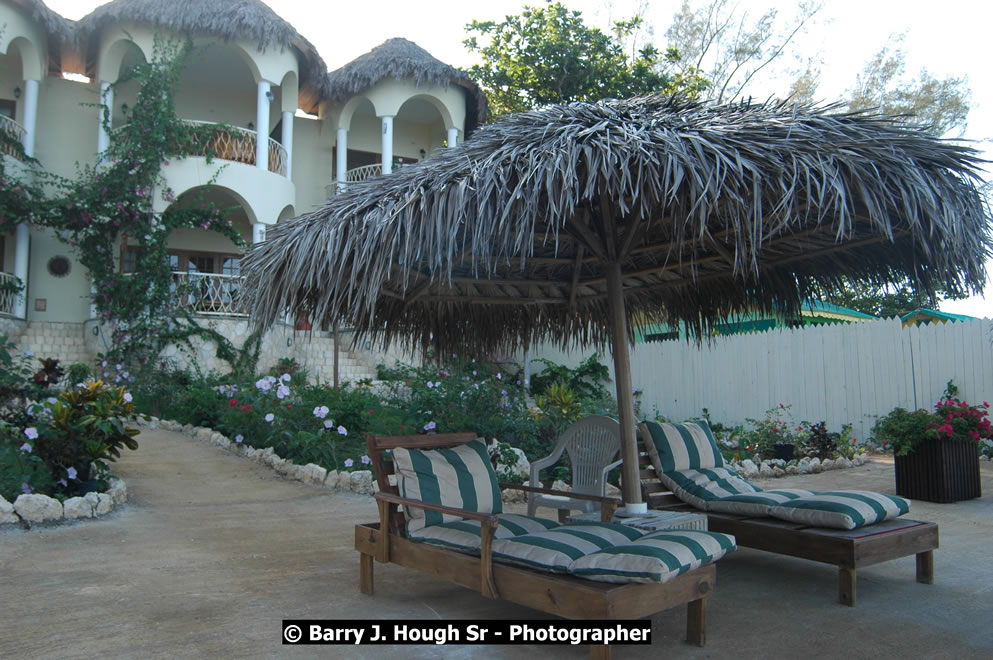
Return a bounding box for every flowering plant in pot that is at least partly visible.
[872,381,986,502]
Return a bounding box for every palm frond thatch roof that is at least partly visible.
[8,0,74,44]
[326,38,487,134]
[74,0,330,111]
[242,96,991,356]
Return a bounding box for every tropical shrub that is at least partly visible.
[0,380,139,500]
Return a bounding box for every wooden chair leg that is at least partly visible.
[359,552,374,596]
[590,644,611,660]
[916,550,935,584]
[687,598,706,647]
[839,567,856,606]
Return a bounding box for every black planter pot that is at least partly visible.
[772,443,795,461]
[894,438,982,503]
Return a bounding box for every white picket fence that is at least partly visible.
[531,317,993,443]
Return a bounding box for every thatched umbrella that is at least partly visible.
[74,0,330,113]
[242,96,991,510]
[326,37,488,136]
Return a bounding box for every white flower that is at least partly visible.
[280,373,291,383]
[123,392,133,403]
[323,419,334,429]
[337,425,347,436]
[313,405,330,419]
[24,427,38,440]
[276,383,290,399]
[265,413,275,423]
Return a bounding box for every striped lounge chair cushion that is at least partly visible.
[767,491,910,530]
[393,438,503,534]
[492,522,645,572]
[659,467,761,510]
[642,420,725,473]
[568,530,737,584]
[707,489,817,516]
[408,514,561,553]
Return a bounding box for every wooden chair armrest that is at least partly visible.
[500,482,617,504]
[373,492,499,599]
[373,492,499,523]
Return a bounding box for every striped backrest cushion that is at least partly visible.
[767,491,911,530]
[658,467,760,510]
[642,420,725,473]
[492,522,645,572]
[408,514,560,553]
[393,438,503,534]
[568,530,737,584]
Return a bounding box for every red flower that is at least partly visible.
[241,404,251,412]
[286,404,293,410]
[368,409,375,415]
[229,398,238,407]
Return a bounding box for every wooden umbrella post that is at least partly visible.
[605,261,643,510]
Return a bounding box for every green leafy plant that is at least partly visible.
[65,362,94,388]
[799,421,835,460]
[740,404,802,458]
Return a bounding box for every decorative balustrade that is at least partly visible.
[112,120,288,177]
[327,163,385,195]
[0,115,26,161]
[171,272,246,316]
[0,271,22,316]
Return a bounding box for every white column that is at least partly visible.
[447,127,458,149]
[22,79,39,157]
[12,224,29,319]
[255,80,271,171]
[12,80,39,319]
[336,127,347,189]
[252,223,267,244]
[381,115,393,175]
[281,110,293,179]
[97,81,113,157]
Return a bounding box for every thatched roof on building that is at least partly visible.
[8,0,73,44]
[242,96,991,356]
[74,0,330,112]
[326,38,488,134]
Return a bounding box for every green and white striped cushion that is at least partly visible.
[492,522,645,572]
[568,530,737,584]
[642,420,725,473]
[707,489,817,516]
[393,438,503,534]
[767,491,911,530]
[659,467,760,510]
[408,514,561,553]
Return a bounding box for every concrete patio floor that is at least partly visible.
[2,427,991,659]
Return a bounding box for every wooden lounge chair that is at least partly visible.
[356,432,719,660]
[637,424,938,606]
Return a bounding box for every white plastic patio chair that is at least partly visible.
[527,415,622,521]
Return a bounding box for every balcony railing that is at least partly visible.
[0,116,26,161]
[326,163,385,195]
[0,271,22,317]
[181,120,287,177]
[171,272,246,316]
[112,120,287,177]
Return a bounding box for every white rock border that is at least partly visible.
[730,453,870,480]
[138,416,382,496]
[0,478,127,528]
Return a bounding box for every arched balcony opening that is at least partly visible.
[121,186,253,317]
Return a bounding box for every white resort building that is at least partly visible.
[0,0,486,379]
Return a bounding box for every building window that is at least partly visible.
[0,100,15,120]
[121,246,241,274]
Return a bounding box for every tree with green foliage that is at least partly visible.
[464,1,708,117]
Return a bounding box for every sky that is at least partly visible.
[45,0,993,318]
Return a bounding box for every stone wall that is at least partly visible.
[4,316,389,382]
